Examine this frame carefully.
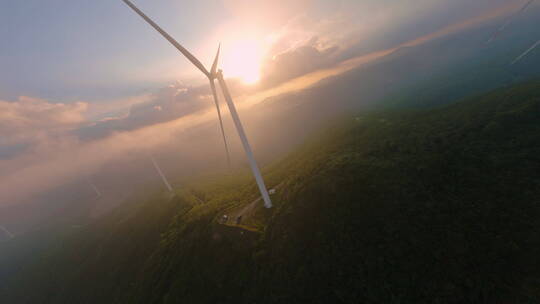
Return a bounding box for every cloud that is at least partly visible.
[76,82,212,140]
[255,0,527,88]
[0,80,219,160]
[261,36,339,87]
[0,99,222,205]
[0,97,88,158]
[0,97,87,136]
[0,81,219,178]
[84,94,154,121]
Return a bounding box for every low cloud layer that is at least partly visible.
[0,97,86,138]
[0,97,87,160]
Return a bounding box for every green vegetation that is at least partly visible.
[2,81,540,303]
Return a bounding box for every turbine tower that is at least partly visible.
[121,0,273,208]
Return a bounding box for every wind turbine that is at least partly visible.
[89,181,102,200]
[120,0,230,170]
[121,0,273,208]
[487,0,536,43]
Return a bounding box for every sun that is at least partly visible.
[221,37,266,84]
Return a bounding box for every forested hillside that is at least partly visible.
[2,81,540,303]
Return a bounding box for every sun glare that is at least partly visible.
[221,37,266,84]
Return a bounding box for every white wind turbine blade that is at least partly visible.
[151,157,173,192]
[211,44,221,76]
[217,70,272,208]
[121,0,210,77]
[209,45,232,169]
[210,80,232,169]
[487,0,536,43]
[511,39,540,64]
[0,225,15,239]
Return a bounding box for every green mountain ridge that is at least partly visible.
[2,81,540,303]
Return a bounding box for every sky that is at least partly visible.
[0,0,334,102]
[1,0,524,102]
[0,0,537,207]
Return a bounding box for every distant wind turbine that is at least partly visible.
[89,181,102,200]
[151,156,173,193]
[487,0,536,43]
[121,0,273,208]
[0,225,15,239]
[511,39,540,64]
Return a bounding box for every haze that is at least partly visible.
[1,0,539,232]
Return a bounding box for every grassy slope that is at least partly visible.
[3,81,540,304]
